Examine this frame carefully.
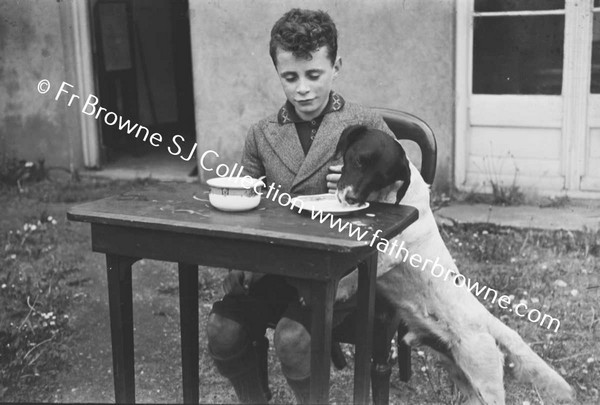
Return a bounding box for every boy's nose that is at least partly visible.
[296,80,310,95]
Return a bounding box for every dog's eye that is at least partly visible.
[355,155,373,167]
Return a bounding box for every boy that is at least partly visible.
[206,8,394,404]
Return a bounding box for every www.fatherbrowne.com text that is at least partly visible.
[305,204,562,332]
[39,79,561,332]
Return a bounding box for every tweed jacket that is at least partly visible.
[240,97,394,196]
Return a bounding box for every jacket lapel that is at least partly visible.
[292,112,343,189]
[263,118,304,176]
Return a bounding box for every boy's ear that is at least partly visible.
[334,125,367,160]
[333,57,342,79]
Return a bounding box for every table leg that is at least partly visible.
[106,254,136,404]
[354,252,377,404]
[309,279,336,405]
[178,263,199,404]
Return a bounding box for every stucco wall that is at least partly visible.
[189,0,455,191]
[0,0,82,169]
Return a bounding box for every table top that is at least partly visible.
[67,183,418,253]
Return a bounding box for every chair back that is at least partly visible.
[373,108,437,185]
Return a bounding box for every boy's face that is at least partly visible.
[275,46,341,121]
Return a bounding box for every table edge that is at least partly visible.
[67,205,419,253]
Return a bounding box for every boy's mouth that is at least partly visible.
[296,99,314,105]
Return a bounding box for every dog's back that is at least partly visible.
[335,125,574,404]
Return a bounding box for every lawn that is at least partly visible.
[0,177,598,404]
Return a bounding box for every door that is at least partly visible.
[582,1,600,190]
[456,0,600,196]
[90,0,196,162]
[93,0,139,155]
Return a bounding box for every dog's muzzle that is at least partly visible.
[336,186,360,206]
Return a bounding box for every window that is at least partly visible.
[592,0,600,93]
[472,0,565,95]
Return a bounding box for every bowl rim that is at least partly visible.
[206,176,264,190]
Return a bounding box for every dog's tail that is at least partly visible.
[488,316,574,402]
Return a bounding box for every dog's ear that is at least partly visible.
[394,141,411,181]
[334,125,368,160]
[393,140,412,203]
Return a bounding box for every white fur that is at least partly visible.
[337,162,574,405]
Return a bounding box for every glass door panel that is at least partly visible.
[475,0,565,12]
[473,15,564,94]
[473,1,565,94]
[592,4,600,93]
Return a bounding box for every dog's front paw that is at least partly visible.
[335,271,358,303]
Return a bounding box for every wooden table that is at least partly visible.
[67,183,418,404]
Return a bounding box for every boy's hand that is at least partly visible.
[335,270,358,303]
[327,165,343,194]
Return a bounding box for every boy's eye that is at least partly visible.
[283,75,297,82]
[308,74,321,80]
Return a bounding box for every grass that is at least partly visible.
[433,224,599,404]
[0,177,157,401]
[0,177,598,403]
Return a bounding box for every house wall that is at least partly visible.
[0,0,83,169]
[189,0,455,191]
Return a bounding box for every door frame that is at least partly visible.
[70,0,101,168]
[455,0,600,198]
[71,0,197,169]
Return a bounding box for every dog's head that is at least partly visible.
[334,125,410,205]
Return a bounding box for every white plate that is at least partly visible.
[291,193,369,216]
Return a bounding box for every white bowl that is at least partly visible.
[206,176,265,212]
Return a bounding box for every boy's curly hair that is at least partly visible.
[269,8,338,66]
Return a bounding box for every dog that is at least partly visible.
[333,125,574,405]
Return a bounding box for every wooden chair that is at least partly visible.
[332,108,437,405]
[374,108,437,186]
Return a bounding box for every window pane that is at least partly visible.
[473,16,564,95]
[475,0,564,12]
[593,12,600,93]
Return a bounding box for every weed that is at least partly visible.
[430,191,451,212]
[0,158,48,188]
[460,181,525,206]
[490,183,525,206]
[540,195,571,209]
[462,189,492,204]
[489,170,525,206]
[470,152,526,206]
